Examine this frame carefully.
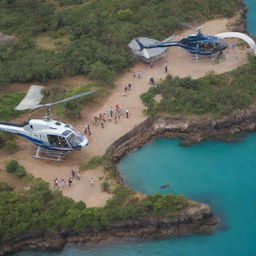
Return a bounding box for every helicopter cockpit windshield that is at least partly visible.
[67,132,83,148]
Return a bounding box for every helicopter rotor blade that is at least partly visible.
[31,91,95,110]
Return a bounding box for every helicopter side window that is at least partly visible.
[200,43,207,52]
[47,135,69,148]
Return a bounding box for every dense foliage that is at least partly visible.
[141,55,256,117]
[0,0,241,86]
[0,180,187,244]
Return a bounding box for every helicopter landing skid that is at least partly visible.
[33,147,69,161]
[191,53,218,62]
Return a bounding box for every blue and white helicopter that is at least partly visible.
[0,89,94,161]
[136,27,228,58]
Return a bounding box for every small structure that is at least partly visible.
[128,37,168,63]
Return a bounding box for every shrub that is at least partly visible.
[101,181,110,193]
[5,160,19,174]
[15,166,27,177]
[5,160,27,177]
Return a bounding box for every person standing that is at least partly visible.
[86,123,91,135]
[110,106,114,118]
[89,177,94,186]
[54,178,59,189]
[76,170,81,180]
[71,169,75,178]
[149,77,155,85]
[128,83,132,91]
[61,179,65,188]
[68,178,72,187]
[164,65,168,73]
[126,108,129,119]
[137,71,141,78]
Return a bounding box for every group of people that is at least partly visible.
[53,169,80,189]
[84,104,130,134]
[123,83,132,96]
[53,169,95,189]
[53,176,73,189]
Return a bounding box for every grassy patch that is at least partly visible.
[79,156,104,171]
[35,34,69,51]
[0,92,26,121]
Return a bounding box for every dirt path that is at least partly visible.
[0,18,249,207]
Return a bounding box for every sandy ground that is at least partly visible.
[0,18,249,207]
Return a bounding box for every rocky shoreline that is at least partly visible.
[107,103,256,166]
[3,103,255,256]
[1,2,252,255]
[0,201,218,255]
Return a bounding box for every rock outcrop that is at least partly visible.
[0,201,218,255]
[107,103,256,165]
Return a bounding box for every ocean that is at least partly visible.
[245,0,256,36]
[14,1,256,255]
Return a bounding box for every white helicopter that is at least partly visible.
[0,86,94,161]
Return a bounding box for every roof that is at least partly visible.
[128,37,168,60]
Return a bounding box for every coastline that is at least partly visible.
[107,102,256,168]
[0,1,253,255]
[0,201,218,256]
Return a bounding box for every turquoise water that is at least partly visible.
[16,136,256,256]
[245,0,256,36]
[14,2,256,256]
